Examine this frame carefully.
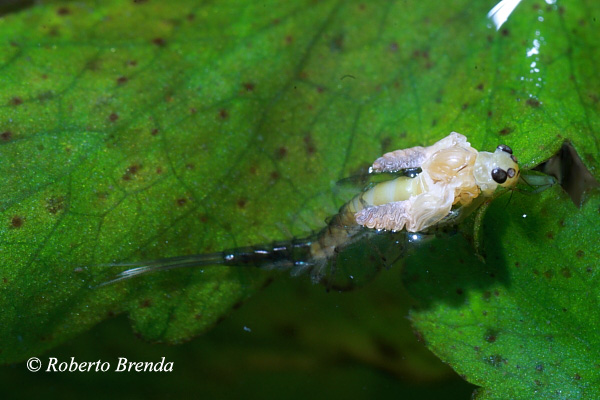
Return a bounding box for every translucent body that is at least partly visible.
[353,132,519,232]
[99,132,519,288]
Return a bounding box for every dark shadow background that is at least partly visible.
[1,272,475,399]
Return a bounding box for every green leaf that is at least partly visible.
[407,186,600,399]
[400,2,600,397]
[1,5,599,400]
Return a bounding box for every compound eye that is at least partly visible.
[507,168,516,178]
[497,144,513,154]
[491,167,508,184]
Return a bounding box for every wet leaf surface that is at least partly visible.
[1,1,599,398]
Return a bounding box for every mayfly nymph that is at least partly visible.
[352,132,519,232]
[99,132,519,288]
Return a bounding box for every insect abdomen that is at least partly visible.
[222,238,313,270]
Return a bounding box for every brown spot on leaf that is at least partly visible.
[218,109,229,120]
[574,373,582,380]
[237,198,247,208]
[140,299,152,308]
[456,288,463,295]
[46,196,65,215]
[270,171,280,180]
[560,267,572,278]
[546,231,554,239]
[303,134,316,155]
[576,250,584,258]
[122,164,141,181]
[11,97,23,106]
[275,146,287,160]
[527,98,541,108]
[485,330,497,343]
[544,270,554,279]
[499,126,513,136]
[109,113,119,122]
[1,131,12,142]
[462,103,469,110]
[116,76,128,85]
[152,37,166,47]
[316,86,325,94]
[156,167,162,174]
[285,35,293,44]
[176,198,187,206]
[476,83,484,90]
[501,28,510,36]
[151,128,159,136]
[57,7,70,15]
[11,216,23,228]
[389,42,399,52]
[243,82,255,91]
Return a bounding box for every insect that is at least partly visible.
[99,132,520,289]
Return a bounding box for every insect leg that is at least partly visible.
[518,173,557,194]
